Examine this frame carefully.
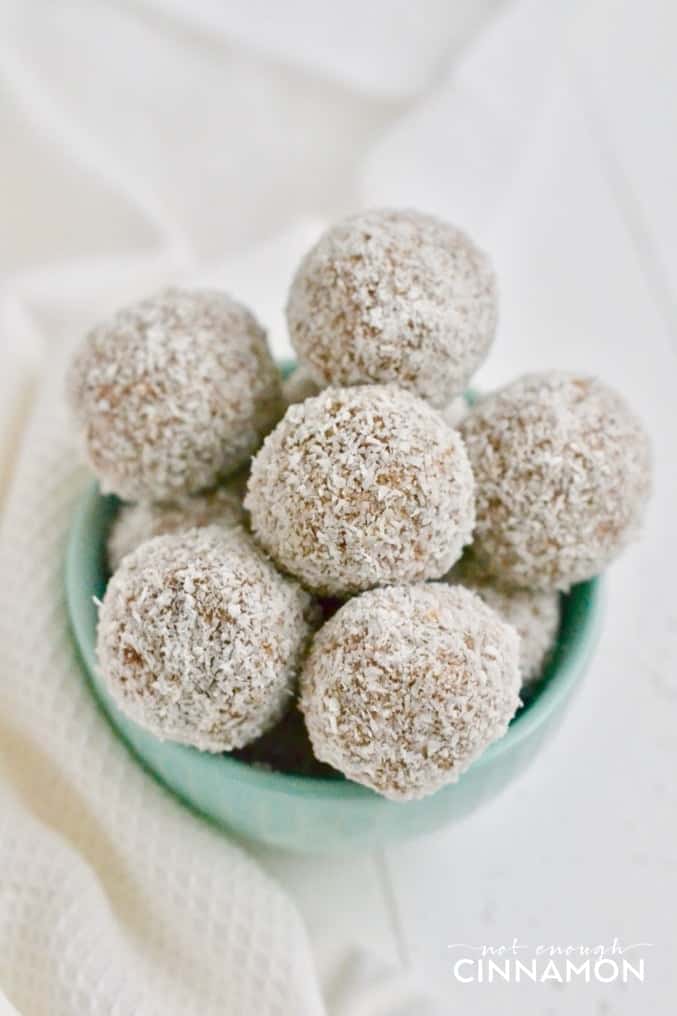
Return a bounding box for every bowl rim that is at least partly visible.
[66,477,605,803]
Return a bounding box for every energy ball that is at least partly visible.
[300,584,521,800]
[287,209,497,407]
[107,483,246,572]
[446,559,560,686]
[67,288,283,500]
[96,525,315,751]
[245,385,476,596]
[460,372,652,590]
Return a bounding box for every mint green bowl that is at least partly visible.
[65,371,604,854]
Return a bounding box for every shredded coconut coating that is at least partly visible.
[287,209,497,407]
[245,385,476,596]
[446,559,560,686]
[460,372,652,590]
[67,288,283,500]
[300,584,521,800]
[107,483,246,572]
[96,525,316,752]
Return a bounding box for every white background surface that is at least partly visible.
[1,1,676,1013]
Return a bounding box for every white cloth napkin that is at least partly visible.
[0,372,327,1016]
[0,1,583,1012]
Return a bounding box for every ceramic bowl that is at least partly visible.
[65,368,604,853]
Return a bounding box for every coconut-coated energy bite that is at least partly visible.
[245,385,476,597]
[446,558,560,686]
[96,525,315,752]
[67,288,283,501]
[107,483,246,572]
[300,584,521,800]
[287,209,497,407]
[460,372,652,590]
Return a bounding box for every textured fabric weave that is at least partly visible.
[0,370,326,1016]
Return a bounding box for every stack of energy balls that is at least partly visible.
[67,210,652,801]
